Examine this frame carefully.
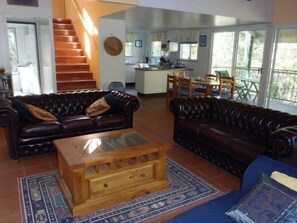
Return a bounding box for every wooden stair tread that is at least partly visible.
[54,17,96,92]
[57,80,96,83]
[53,18,72,23]
[56,71,92,73]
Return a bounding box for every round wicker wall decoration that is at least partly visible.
[104,36,123,56]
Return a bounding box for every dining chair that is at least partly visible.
[202,73,220,96]
[218,76,235,99]
[174,71,185,78]
[205,73,218,80]
[177,77,204,97]
[166,74,178,99]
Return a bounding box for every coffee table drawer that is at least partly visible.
[90,163,154,195]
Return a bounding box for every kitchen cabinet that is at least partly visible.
[135,68,192,94]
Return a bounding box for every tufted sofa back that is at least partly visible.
[12,90,114,118]
[210,98,297,139]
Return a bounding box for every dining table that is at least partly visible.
[192,77,220,96]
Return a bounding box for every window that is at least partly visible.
[151,41,161,57]
[179,42,198,61]
[125,42,133,57]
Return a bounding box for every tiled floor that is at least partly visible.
[0,90,241,223]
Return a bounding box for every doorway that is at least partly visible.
[7,22,41,96]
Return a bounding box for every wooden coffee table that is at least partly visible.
[54,128,169,217]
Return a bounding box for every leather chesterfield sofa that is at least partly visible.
[170,97,297,177]
[0,90,140,160]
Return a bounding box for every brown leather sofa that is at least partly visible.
[0,90,140,160]
[170,97,297,177]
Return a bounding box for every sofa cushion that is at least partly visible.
[226,174,297,223]
[26,104,57,121]
[86,93,119,117]
[60,115,94,132]
[271,171,297,192]
[104,93,119,111]
[21,121,62,137]
[93,114,125,129]
[12,99,39,123]
[86,97,110,117]
[227,137,266,163]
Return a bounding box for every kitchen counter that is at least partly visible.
[135,67,193,71]
[135,68,193,95]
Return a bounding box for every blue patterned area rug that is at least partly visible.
[19,159,221,223]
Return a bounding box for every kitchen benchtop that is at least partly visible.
[135,67,193,71]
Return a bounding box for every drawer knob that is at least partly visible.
[104,183,108,188]
[141,173,145,177]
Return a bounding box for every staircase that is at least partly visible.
[53,18,97,92]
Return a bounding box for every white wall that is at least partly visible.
[99,18,126,90]
[125,33,146,64]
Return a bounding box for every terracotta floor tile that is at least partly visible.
[24,164,54,176]
[167,147,193,160]
[0,169,24,185]
[177,155,210,170]
[0,160,23,171]
[21,154,51,167]
[0,196,20,217]
[212,173,241,190]
[0,182,18,199]
[195,163,228,178]
[0,214,21,223]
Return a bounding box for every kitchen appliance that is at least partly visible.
[161,41,178,52]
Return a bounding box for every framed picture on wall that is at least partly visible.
[199,35,207,47]
[135,40,142,48]
[7,0,38,7]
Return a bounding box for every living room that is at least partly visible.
[1,0,297,222]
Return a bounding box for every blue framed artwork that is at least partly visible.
[7,0,38,7]
[199,35,207,47]
[135,40,142,48]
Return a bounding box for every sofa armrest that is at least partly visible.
[268,126,297,160]
[241,155,297,194]
[0,99,20,159]
[169,97,211,120]
[111,91,140,114]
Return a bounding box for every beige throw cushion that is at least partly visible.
[86,97,110,117]
[271,171,297,192]
[26,104,57,121]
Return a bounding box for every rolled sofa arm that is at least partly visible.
[111,91,140,114]
[269,126,297,160]
[169,97,211,120]
[0,99,20,160]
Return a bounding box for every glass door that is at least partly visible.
[210,29,266,104]
[211,31,235,75]
[267,28,297,114]
[234,30,266,103]
[7,22,41,96]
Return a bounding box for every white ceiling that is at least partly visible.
[103,6,266,32]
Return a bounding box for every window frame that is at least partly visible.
[151,41,162,58]
[125,42,133,57]
[179,41,198,61]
